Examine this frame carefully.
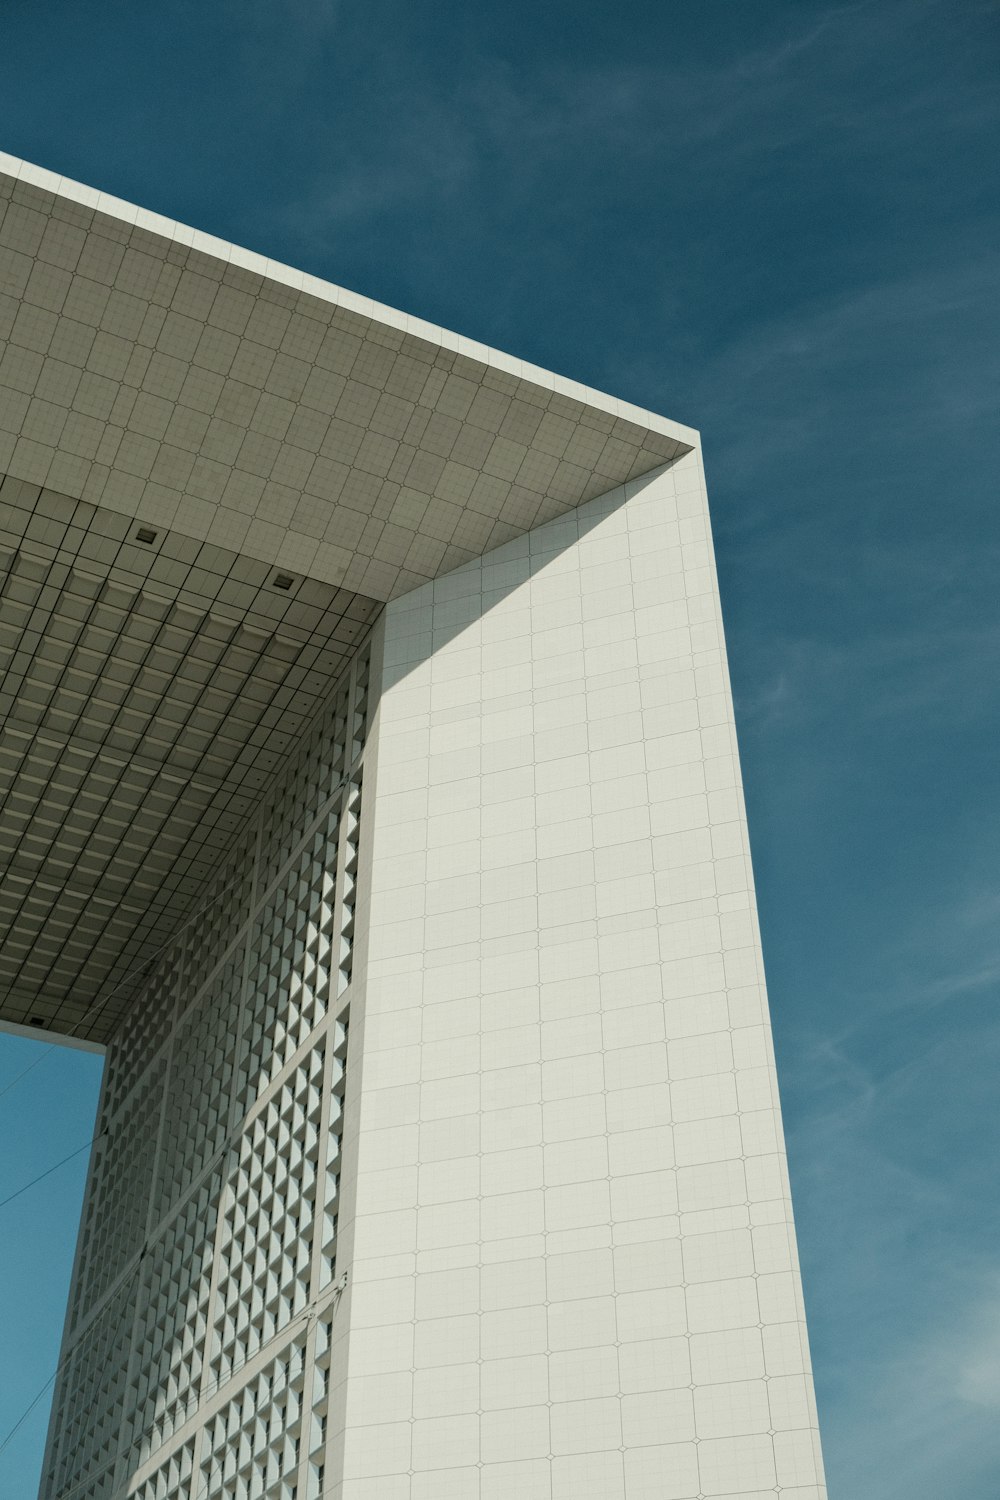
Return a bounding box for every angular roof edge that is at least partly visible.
[0,150,699,454]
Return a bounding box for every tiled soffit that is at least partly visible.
[0,153,697,1045]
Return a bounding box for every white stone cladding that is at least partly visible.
[40,449,827,1500]
[39,640,371,1500]
[0,150,693,1046]
[4,149,828,1500]
[339,451,827,1498]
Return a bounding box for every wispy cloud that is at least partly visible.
[786,1006,1000,1497]
[215,0,343,117]
[3,2,997,1495]
[270,0,994,244]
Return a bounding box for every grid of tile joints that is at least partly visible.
[198,1332,308,1500]
[0,158,691,608]
[343,460,827,1496]
[44,1266,141,1500]
[128,1170,222,1471]
[40,636,369,1500]
[213,1044,326,1378]
[130,1441,195,1500]
[0,469,379,1039]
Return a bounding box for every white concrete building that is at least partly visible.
[0,153,827,1499]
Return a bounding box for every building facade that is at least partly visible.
[0,154,826,1499]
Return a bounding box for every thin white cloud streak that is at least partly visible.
[783,954,1000,1476]
[735,616,1000,728]
[272,0,991,240]
[832,1278,1000,1499]
[221,9,1000,1495]
[213,0,343,118]
[664,252,1000,508]
[791,1034,1000,1498]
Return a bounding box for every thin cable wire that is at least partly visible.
[24,767,359,1495]
[0,865,256,1194]
[53,1279,348,1500]
[34,808,350,1494]
[50,1345,309,1500]
[65,866,252,1043]
[0,1257,143,1464]
[0,1130,104,1213]
[0,1045,52,1100]
[53,1306,315,1500]
[130,1282,348,1500]
[189,1470,358,1500]
[67,765,355,1044]
[0,862,249,1091]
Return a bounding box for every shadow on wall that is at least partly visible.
[381,461,681,696]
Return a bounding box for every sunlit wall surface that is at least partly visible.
[0,152,826,1500]
[45,460,827,1500]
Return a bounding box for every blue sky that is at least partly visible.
[1,0,998,1493]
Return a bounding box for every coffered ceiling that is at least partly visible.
[0,153,697,1045]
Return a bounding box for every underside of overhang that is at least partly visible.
[0,472,380,1042]
[0,153,699,1046]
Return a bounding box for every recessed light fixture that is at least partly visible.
[135,527,158,545]
[272,573,295,591]
[28,1016,46,1027]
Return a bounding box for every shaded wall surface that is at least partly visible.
[43,453,826,1500]
[336,454,827,1498]
[41,638,371,1500]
